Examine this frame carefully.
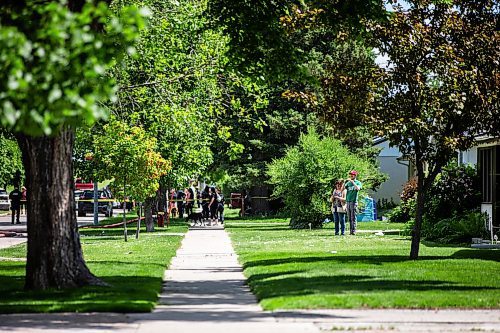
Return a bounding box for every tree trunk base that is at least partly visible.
[17,129,106,290]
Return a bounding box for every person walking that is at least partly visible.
[216,187,225,225]
[330,180,347,235]
[176,188,186,218]
[9,186,22,224]
[184,188,192,216]
[344,170,362,235]
[201,186,210,221]
[208,187,218,225]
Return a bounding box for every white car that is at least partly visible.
[0,189,10,211]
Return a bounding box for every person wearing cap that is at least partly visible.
[344,170,362,235]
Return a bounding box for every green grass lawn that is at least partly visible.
[0,218,188,313]
[225,216,500,310]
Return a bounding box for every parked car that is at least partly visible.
[77,189,113,217]
[0,189,10,211]
[74,190,83,211]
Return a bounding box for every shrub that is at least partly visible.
[377,197,397,210]
[422,212,489,244]
[425,162,481,220]
[388,197,416,223]
[400,177,418,203]
[267,129,386,229]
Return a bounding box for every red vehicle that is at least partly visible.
[75,179,94,191]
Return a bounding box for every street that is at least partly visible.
[0,211,114,234]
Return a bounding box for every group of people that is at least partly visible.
[169,182,225,225]
[329,170,363,236]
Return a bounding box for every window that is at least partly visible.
[478,147,495,203]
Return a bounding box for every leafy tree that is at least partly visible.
[207,0,385,80]
[211,82,315,192]
[0,132,23,189]
[110,0,231,218]
[93,117,170,238]
[207,1,386,193]
[267,129,386,228]
[0,1,145,289]
[367,0,500,258]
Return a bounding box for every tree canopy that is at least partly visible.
[366,0,499,258]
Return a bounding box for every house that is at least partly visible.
[459,136,500,238]
[372,138,412,205]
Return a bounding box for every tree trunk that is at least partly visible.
[123,179,128,242]
[410,148,425,260]
[144,197,154,232]
[135,202,141,239]
[16,128,106,290]
[410,176,425,259]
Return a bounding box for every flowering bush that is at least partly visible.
[400,177,418,202]
[426,163,481,220]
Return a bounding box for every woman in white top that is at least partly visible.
[330,179,347,236]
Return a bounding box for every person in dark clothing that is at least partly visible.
[208,187,218,224]
[9,186,22,224]
[243,191,252,216]
[216,187,225,224]
[186,187,194,216]
[201,186,210,220]
[176,188,186,218]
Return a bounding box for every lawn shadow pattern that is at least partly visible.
[241,253,500,305]
[247,273,496,300]
[0,275,163,313]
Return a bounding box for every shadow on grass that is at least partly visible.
[79,222,188,237]
[242,255,438,269]
[246,273,496,300]
[451,249,500,262]
[224,215,289,222]
[243,251,500,270]
[226,224,291,232]
[0,274,163,313]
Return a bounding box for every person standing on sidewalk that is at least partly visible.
[344,170,362,235]
[9,186,22,224]
[216,187,225,225]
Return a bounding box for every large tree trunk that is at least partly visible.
[410,146,425,260]
[144,197,154,232]
[410,172,425,259]
[17,128,106,290]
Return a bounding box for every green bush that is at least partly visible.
[422,212,489,244]
[388,197,415,223]
[426,163,481,220]
[388,178,417,223]
[267,129,386,228]
[391,163,481,232]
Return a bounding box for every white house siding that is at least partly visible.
[372,140,409,204]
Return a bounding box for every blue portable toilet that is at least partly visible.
[357,197,376,222]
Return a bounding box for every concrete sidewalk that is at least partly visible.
[127,225,318,332]
[0,225,499,332]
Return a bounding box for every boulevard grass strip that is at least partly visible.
[0,219,188,313]
[225,216,500,310]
